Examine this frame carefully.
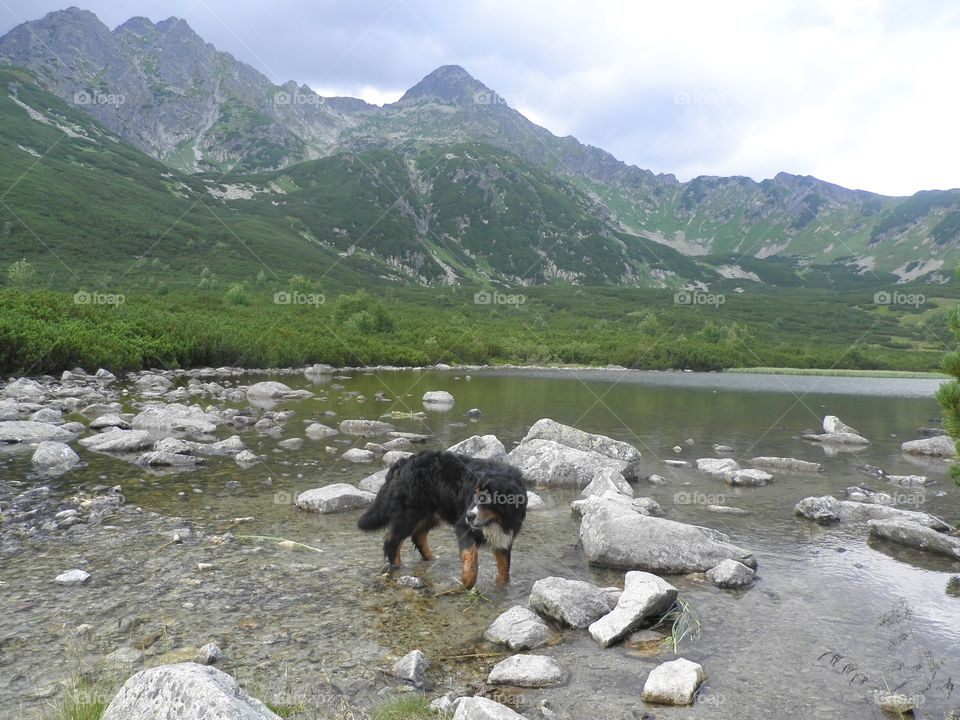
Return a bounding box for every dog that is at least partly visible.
[357,450,527,589]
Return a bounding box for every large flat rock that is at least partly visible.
[507,439,628,487]
[589,571,678,647]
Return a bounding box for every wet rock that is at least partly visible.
[235,450,258,465]
[359,469,389,494]
[507,439,628,487]
[453,697,523,720]
[581,468,633,498]
[724,469,773,487]
[641,657,706,705]
[101,662,280,720]
[794,496,950,530]
[750,456,822,473]
[712,444,734,453]
[31,441,80,468]
[195,643,222,665]
[487,654,566,687]
[135,373,173,392]
[706,559,756,588]
[525,491,544,509]
[295,484,375,513]
[423,390,455,404]
[646,474,671,484]
[877,692,917,714]
[339,419,395,436]
[0,420,74,444]
[55,569,90,585]
[246,381,313,400]
[132,403,223,435]
[662,460,688,468]
[387,431,432,443]
[80,402,123,418]
[383,437,414,451]
[633,497,664,516]
[484,606,552,650]
[95,368,116,382]
[803,431,870,446]
[868,519,960,559]
[706,505,749,516]
[304,364,332,376]
[392,649,429,684]
[886,474,932,487]
[589,571,678,648]
[901,435,956,457]
[529,576,616,628]
[305,422,338,439]
[465,408,483,419]
[845,486,894,506]
[522,418,641,462]
[696,458,740,475]
[89,414,131,430]
[0,400,19,421]
[447,434,507,461]
[277,438,303,450]
[30,407,63,423]
[397,576,425,589]
[79,429,155,453]
[579,502,758,572]
[3,378,45,399]
[342,448,375,463]
[382,450,414,466]
[823,415,860,436]
[137,451,205,467]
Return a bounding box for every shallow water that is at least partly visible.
[1,368,959,719]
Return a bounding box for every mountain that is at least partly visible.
[0,8,958,287]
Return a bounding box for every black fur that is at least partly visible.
[357,450,527,586]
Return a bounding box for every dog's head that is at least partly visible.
[465,480,525,532]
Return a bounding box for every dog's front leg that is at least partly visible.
[456,528,479,589]
[493,548,511,586]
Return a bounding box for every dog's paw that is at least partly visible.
[380,562,400,576]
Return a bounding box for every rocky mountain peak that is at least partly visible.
[397,64,495,106]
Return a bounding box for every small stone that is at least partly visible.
[197,642,223,665]
[706,559,756,588]
[55,569,90,585]
[487,654,566,687]
[392,649,429,684]
[397,576,425,588]
[641,657,706,705]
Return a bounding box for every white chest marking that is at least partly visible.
[482,524,514,550]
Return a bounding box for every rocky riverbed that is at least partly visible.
[1,365,959,719]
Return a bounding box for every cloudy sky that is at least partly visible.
[2,0,958,196]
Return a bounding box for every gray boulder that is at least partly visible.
[339,419,395,436]
[588,571,678,647]
[803,431,870,445]
[695,458,740,475]
[868,519,960,559]
[246,381,313,400]
[135,373,173,392]
[823,415,860,435]
[342,448,375,463]
[901,435,956,457]
[55,569,90,585]
[79,429,154,453]
[137,451,205,467]
[484,606,552,651]
[383,450,414,466]
[295,484,375,513]
[507,439,627,487]
[641,658,706,705]
[528,576,616,628]
[522,418,641,462]
[447,434,507,461]
[706,559,756,588]
[724,469,773,487]
[392,650,429,684]
[750,456,822,473]
[580,502,757,572]
[0,420,74,444]
[581,468,633,498]
[453,697,524,720]
[305,423,338,439]
[845,486,895,506]
[3,377,45,399]
[131,403,223,435]
[794,496,950,530]
[89,414,131,430]
[31,441,80,468]
[886,474,931,487]
[101,663,280,720]
[359,469,389,494]
[422,390,455,405]
[487,654,566,687]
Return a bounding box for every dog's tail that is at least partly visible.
[357,492,391,531]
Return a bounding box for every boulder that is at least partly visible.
[135,373,173,392]
[823,415,860,435]
[484,606,552,650]
[507,439,627,487]
[901,435,956,457]
[581,468,633,498]
[342,448,375,463]
[2,378,45,399]
[521,418,641,462]
[0,420,74,444]
[89,414,131,430]
[750,456,822,473]
[486,654,566,687]
[803,432,870,445]
[422,390,455,404]
[641,658,706,706]
[453,697,524,720]
[131,403,223,435]
[794,496,950,530]
[154,435,246,457]
[447,434,507,461]
[359,469,389,494]
[724,469,773,487]
[31,441,80,468]
[695,458,740,475]
[588,572,678,647]
[295,484,375,513]
[305,423,338,439]
[392,650,429,684]
[79,429,154,453]
[382,450,414,466]
[868,519,960,559]
[30,408,63,423]
[706,559,756,588]
[101,663,280,720]
[580,502,757,573]
[339,419,395,436]
[246,381,313,400]
[528,577,616,628]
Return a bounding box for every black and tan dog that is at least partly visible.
[357,450,527,588]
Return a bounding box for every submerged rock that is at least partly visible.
[803,431,870,446]
[305,422,338,439]
[901,435,956,457]
[695,458,740,475]
[529,576,616,628]
[131,403,224,434]
[580,501,758,573]
[845,486,895,506]
[487,654,566,687]
[588,571,678,648]
[750,456,822,473]
[246,381,313,401]
[422,390,455,405]
[794,496,950,530]
[641,658,706,706]
[724,469,773,486]
[79,429,154,453]
[342,448,375,463]
[101,662,280,720]
[706,559,756,588]
[295,484,375,513]
[339,419,395,436]
[823,415,860,436]
[868,519,960,559]
[484,606,552,650]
